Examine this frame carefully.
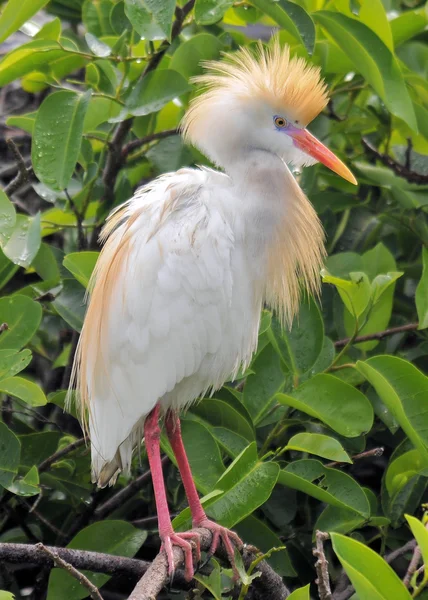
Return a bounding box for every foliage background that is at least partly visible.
[0,0,428,598]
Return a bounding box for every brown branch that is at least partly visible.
[362,138,428,185]
[94,456,169,521]
[4,139,32,195]
[386,539,417,564]
[403,544,421,588]
[129,527,289,600]
[326,447,384,468]
[36,543,104,600]
[38,437,86,473]
[0,542,150,579]
[313,531,332,600]
[122,129,179,159]
[334,323,419,348]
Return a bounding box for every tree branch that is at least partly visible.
[334,323,419,348]
[313,531,332,600]
[362,138,428,185]
[122,129,179,159]
[4,139,32,196]
[128,528,289,600]
[326,447,384,468]
[94,456,169,521]
[36,543,104,600]
[38,437,86,473]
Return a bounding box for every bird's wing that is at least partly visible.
[72,169,236,484]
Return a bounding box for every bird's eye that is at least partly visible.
[274,116,287,129]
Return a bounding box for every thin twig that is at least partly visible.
[65,189,87,250]
[362,138,428,185]
[313,531,332,600]
[403,545,422,588]
[94,456,169,521]
[4,139,31,195]
[122,129,179,159]
[38,437,86,473]
[334,322,419,348]
[36,543,104,600]
[326,447,384,468]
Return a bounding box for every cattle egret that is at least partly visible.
[70,39,356,580]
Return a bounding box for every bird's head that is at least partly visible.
[182,39,356,184]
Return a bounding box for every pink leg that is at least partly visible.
[165,411,242,571]
[144,405,200,580]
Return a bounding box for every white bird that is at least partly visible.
[69,39,356,580]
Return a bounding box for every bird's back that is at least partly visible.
[72,167,261,486]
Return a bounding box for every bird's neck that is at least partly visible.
[226,149,326,326]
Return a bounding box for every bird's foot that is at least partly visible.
[195,518,242,576]
[161,530,201,581]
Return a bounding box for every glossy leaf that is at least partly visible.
[195,0,234,25]
[0,0,50,44]
[0,191,16,246]
[0,422,20,488]
[279,460,370,516]
[0,377,47,407]
[416,247,428,330]
[0,350,32,382]
[47,521,147,600]
[286,433,351,463]
[32,90,91,190]
[315,505,366,536]
[52,279,86,332]
[124,69,191,117]
[287,585,310,600]
[0,41,66,87]
[2,214,41,268]
[251,0,315,55]
[322,270,371,317]
[63,252,99,288]
[405,514,428,572]
[314,12,417,130]
[170,33,223,79]
[276,374,373,437]
[124,0,176,40]
[385,449,427,496]
[7,465,40,497]
[330,532,412,599]
[0,295,42,351]
[356,356,428,462]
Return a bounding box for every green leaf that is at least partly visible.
[19,431,61,469]
[170,33,223,80]
[195,0,234,25]
[287,585,310,600]
[358,0,393,51]
[0,295,42,351]
[315,505,366,536]
[243,342,284,424]
[0,422,20,488]
[276,374,373,437]
[83,96,121,132]
[0,377,47,407]
[278,460,370,517]
[163,419,224,495]
[34,17,61,41]
[251,0,315,55]
[47,521,147,600]
[356,356,428,463]
[6,111,36,134]
[314,11,417,130]
[330,532,412,599]
[52,279,86,332]
[0,40,66,87]
[416,247,428,330]
[234,515,296,577]
[269,297,324,376]
[286,433,351,463]
[192,397,255,441]
[82,0,115,37]
[176,443,279,529]
[405,514,428,571]
[0,191,16,246]
[124,69,191,117]
[32,90,91,190]
[63,252,99,288]
[7,466,40,497]
[390,8,428,47]
[194,559,223,600]
[385,449,428,496]
[0,0,50,44]
[2,214,41,268]
[84,33,111,57]
[0,349,32,382]
[322,271,371,318]
[124,0,176,40]
[0,591,15,599]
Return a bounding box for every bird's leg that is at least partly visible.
[165,411,242,572]
[144,404,200,581]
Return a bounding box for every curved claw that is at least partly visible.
[160,531,201,581]
[195,518,242,577]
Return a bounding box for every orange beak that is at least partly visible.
[287,126,357,185]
